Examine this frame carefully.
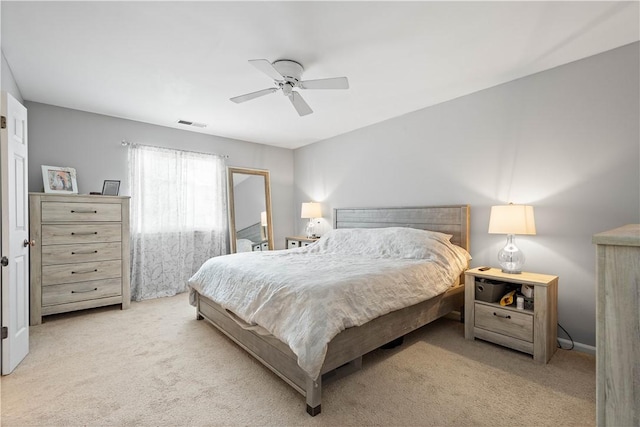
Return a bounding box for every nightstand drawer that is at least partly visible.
[286,236,319,249]
[475,303,533,342]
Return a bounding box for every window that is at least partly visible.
[129,144,228,301]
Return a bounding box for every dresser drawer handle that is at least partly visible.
[493,312,511,319]
[71,250,99,255]
[71,210,97,214]
[71,231,98,236]
[71,269,98,274]
[71,288,98,294]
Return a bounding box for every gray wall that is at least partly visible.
[293,42,640,348]
[25,102,294,249]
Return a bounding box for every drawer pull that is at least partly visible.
[71,288,98,294]
[71,231,98,236]
[71,250,99,255]
[493,312,511,319]
[71,269,98,274]
[71,209,97,214]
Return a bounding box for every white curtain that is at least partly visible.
[129,144,228,301]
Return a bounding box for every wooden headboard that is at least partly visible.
[333,205,470,251]
[236,222,263,243]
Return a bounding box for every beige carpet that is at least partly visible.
[1,293,595,426]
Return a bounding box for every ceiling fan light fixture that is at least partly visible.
[281,83,293,96]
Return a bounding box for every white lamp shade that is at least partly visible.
[301,202,322,219]
[260,211,267,226]
[488,205,536,235]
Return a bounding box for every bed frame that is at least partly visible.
[193,205,470,416]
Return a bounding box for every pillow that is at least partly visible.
[236,238,254,253]
[308,227,455,259]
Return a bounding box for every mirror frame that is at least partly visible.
[227,167,274,253]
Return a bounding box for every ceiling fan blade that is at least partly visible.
[249,59,284,81]
[288,91,313,116]
[230,88,278,103]
[300,77,349,90]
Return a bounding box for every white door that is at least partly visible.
[1,91,29,374]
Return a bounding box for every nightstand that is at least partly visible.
[464,267,558,363]
[286,236,319,249]
[251,240,269,251]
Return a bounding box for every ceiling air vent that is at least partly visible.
[177,120,207,128]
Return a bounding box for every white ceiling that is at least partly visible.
[2,1,638,149]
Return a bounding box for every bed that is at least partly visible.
[188,205,470,416]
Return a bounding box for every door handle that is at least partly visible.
[1,256,7,267]
[23,239,35,248]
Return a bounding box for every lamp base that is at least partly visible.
[305,219,315,239]
[497,234,525,275]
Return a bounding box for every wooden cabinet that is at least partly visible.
[593,224,639,427]
[464,267,558,363]
[29,193,131,325]
[285,236,319,249]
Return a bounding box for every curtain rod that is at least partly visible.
[121,140,229,159]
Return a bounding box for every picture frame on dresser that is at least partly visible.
[41,165,78,194]
[101,180,120,196]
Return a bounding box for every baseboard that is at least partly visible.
[444,310,463,322]
[558,338,595,355]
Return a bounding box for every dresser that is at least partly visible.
[593,224,639,427]
[29,193,131,325]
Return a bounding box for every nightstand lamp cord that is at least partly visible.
[557,323,574,350]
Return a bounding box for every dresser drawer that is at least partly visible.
[475,303,533,342]
[42,223,122,245]
[42,260,122,286]
[42,202,122,222]
[42,278,122,306]
[42,242,122,265]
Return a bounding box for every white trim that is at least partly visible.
[558,338,595,355]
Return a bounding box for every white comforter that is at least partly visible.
[188,227,470,379]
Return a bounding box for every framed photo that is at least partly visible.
[102,180,120,196]
[42,165,78,194]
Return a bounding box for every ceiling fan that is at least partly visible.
[230,59,349,116]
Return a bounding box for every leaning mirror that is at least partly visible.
[227,167,274,253]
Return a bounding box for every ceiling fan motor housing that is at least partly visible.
[273,60,304,83]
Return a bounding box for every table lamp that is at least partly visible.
[488,204,536,274]
[301,202,321,238]
[260,211,268,240]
